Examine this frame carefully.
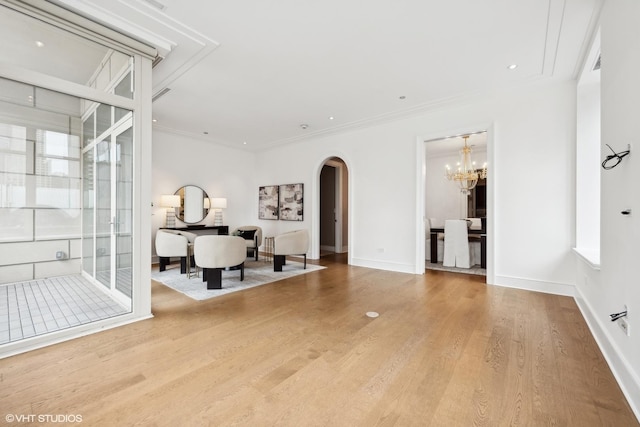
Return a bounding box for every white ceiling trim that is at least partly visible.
[572,0,603,79]
[53,0,222,101]
[542,0,567,77]
[151,43,219,94]
[53,0,176,54]
[162,73,557,153]
[152,123,242,150]
[2,0,157,58]
[255,75,554,152]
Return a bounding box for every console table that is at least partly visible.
[160,225,229,235]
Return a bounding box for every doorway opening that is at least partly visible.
[319,158,348,257]
[423,131,490,278]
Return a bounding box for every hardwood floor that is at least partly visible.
[1,254,637,426]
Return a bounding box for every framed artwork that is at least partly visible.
[258,185,279,220]
[279,183,303,221]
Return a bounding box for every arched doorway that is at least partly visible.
[319,157,349,256]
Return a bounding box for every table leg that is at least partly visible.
[430,232,438,264]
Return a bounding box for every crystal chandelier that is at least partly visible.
[445,135,487,195]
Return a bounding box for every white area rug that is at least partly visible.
[152,260,325,301]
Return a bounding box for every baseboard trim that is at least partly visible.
[493,275,575,297]
[574,287,640,422]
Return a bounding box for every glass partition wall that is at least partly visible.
[0,2,153,354]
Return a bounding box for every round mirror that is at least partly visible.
[174,185,210,224]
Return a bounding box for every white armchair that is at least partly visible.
[194,235,246,289]
[231,225,263,261]
[155,229,197,274]
[273,229,309,272]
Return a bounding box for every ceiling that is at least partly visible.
[44,0,602,150]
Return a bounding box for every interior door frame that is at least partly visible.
[415,124,494,283]
[324,159,346,253]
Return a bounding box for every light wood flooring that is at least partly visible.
[0,254,637,426]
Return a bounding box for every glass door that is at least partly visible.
[82,110,133,308]
[114,126,133,299]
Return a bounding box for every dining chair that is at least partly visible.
[425,218,444,262]
[443,219,471,268]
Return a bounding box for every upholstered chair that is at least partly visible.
[194,235,246,289]
[231,226,263,261]
[155,229,197,274]
[273,229,309,272]
[442,220,471,268]
[425,218,444,263]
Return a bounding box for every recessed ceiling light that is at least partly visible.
[399,96,406,100]
[203,131,209,135]
[300,124,308,130]
[507,64,518,70]
[35,41,44,48]
[328,116,334,120]
[243,141,247,145]
[152,119,157,123]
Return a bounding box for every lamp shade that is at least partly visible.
[160,194,181,208]
[211,197,227,209]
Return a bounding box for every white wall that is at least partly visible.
[153,81,577,287]
[151,131,259,260]
[248,80,577,285]
[574,0,640,419]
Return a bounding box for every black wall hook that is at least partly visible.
[602,144,630,170]
[610,310,627,321]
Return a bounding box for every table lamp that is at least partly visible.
[160,194,181,228]
[211,197,227,226]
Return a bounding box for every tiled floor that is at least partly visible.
[0,275,129,344]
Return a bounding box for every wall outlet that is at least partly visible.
[619,318,630,336]
[55,251,66,260]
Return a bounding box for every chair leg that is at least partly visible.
[304,254,306,269]
[274,255,285,272]
[180,257,188,274]
[206,268,223,289]
[159,257,168,272]
[254,245,259,261]
[240,263,244,281]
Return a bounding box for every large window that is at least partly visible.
[575,32,601,268]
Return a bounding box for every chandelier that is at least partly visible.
[445,135,487,195]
